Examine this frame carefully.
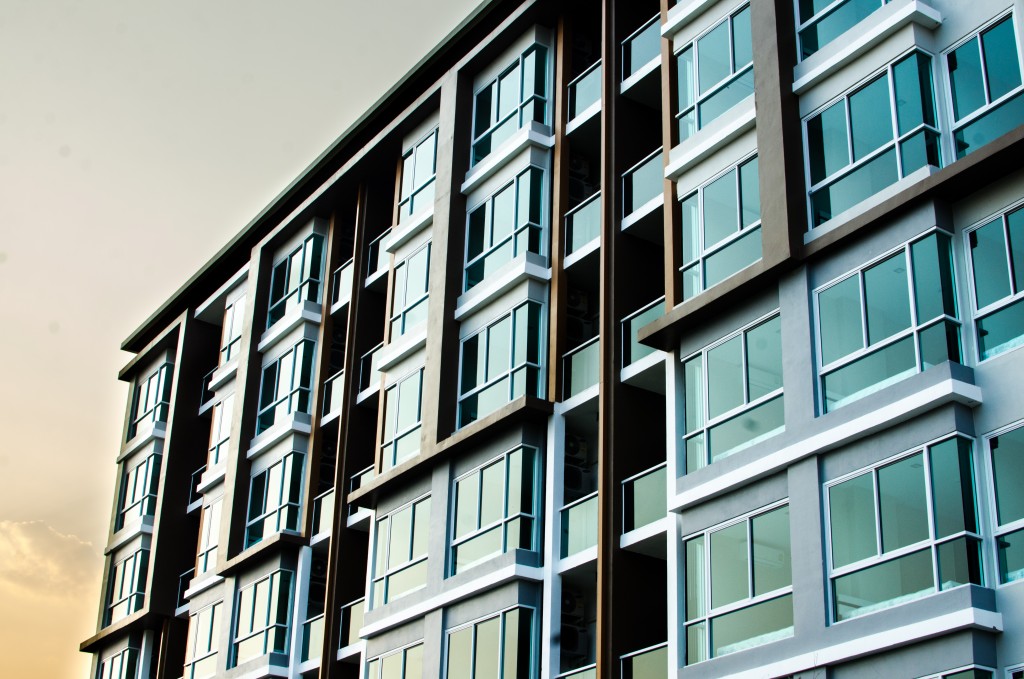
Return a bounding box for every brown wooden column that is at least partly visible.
[661,0,681,309]
[548,14,571,403]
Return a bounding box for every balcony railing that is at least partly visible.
[359,343,384,393]
[301,613,325,662]
[339,598,365,648]
[622,148,663,217]
[331,259,354,308]
[620,643,668,678]
[557,664,597,679]
[176,567,194,609]
[560,491,598,558]
[321,369,345,417]
[622,14,660,80]
[349,465,375,494]
[568,61,602,122]
[366,229,392,280]
[622,463,666,532]
[199,367,216,407]
[621,297,665,367]
[566,193,601,257]
[188,465,206,507]
[312,489,335,537]
[563,337,600,400]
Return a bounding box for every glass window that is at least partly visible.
[806,51,940,227]
[256,339,315,433]
[183,601,221,679]
[683,504,793,665]
[966,205,1024,360]
[465,167,545,291]
[797,0,890,60]
[117,452,161,529]
[987,426,1024,584]
[446,607,533,679]
[380,368,424,471]
[106,548,149,626]
[267,233,325,327]
[208,394,234,466]
[920,669,995,679]
[472,44,548,165]
[366,643,423,679]
[97,646,138,679]
[245,452,304,547]
[398,127,438,223]
[451,447,538,574]
[826,438,981,622]
[128,362,173,440]
[680,155,761,299]
[682,314,784,473]
[195,499,221,577]
[459,301,544,427]
[391,243,431,338]
[947,15,1024,158]
[816,231,960,412]
[233,570,292,666]
[675,5,754,143]
[371,496,431,609]
[220,295,246,364]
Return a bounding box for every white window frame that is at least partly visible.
[220,294,246,365]
[398,127,438,223]
[370,494,431,609]
[256,338,315,434]
[232,570,293,666]
[118,451,161,529]
[195,498,221,577]
[379,367,424,472]
[981,421,1024,587]
[444,605,536,679]
[97,645,139,679]
[365,641,424,679]
[244,451,304,547]
[128,362,173,440]
[390,242,431,338]
[106,547,149,625]
[208,393,233,467]
[266,232,325,328]
[183,601,221,679]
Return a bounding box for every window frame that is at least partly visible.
[803,49,941,228]
[813,228,962,412]
[470,44,549,166]
[681,311,784,474]
[795,0,889,61]
[183,601,221,679]
[679,153,761,300]
[244,451,304,548]
[458,300,545,428]
[682,501,793,665]
[208,393,234,467]
[390,242,431,338]
[450,446,540,575]
[220,294,246,365]
[982,422,1024,587]
[232,570,293,666]
[379,367,425,472]
[266,232,325,328]
[117,451,161,529]
[256,339,315,434]
[398,127,438,223]
[371,494,431,609]
[823,436,983,623]
[963,200,1024,362]
[97,645,139,679]
[365,641,424,679]
[444,605,536,679]
[674,2,754,143]
[464,166,546,292]
[106,547,149,625]
[127,362,173,440]
[195,499,221,577]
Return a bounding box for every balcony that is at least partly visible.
[621,149,664,240]
[563,337,599,401]
[621,14,661,104]
[621,643,667,678]
[622,463,666,532]
[560,490,598,559]
[338,597,365,661]
[621,297,666,393]
[198,367,216,411]
[330,259,354,313]
[357,342,384,401]
[365,229,392,289]
[311,489,335,540]
[568,61,602,136]
[347,466,375,529]
[301,613,324,663]
[187,465,206,511]
[176,567,194,613]
[565,193,601,265]
[321,369,345,421]
[557,664,597,679]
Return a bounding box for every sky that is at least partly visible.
[0,1,482,676]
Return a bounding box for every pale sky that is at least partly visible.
[0,1,482,675]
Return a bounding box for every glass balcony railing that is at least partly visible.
[622,297,665,367]
[339,598,365,648]
[366,230,392,280]
[563,337,600,400]
[301,613,325,662]
[622,463,666,532]
[557,664,597,679]
[568,61,602,121]
[331,259,354,308]
[561,491,599,558]
[312,489,335,537]
[189,466,206,506]
[566,193,601,257]
[176,567,194,609]
[350,465,375,494]
[622,15,661,80]
[199,367,216,407]
[621,643,668,678]
[622,149,663,217]
[359,343,384,392]
[322,369,345,417]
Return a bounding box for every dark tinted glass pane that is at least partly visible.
[732,7,752,67]
[978,297,1024,359]
[937,536,983,589]
[864,252,911,345]
[850,75,893,161]
[739,156,760,227]
[992,428,1024,525]
[819,275,863,365]
[982,17,1022,102]
[800,0,880,59]
[752,506,791,594]
[971,218,1011,308]
[998,526,1024,583]
[954,92,1024,158]
[878,454,929,553]
[911,233,957,321]
[833,549,933,620]
[703,169,738,248]
[930,438,977,537]
[698,67,754,126]
[918,320,961,368]
[697,21,730,93]
[1009,207,1024,293]
[893,52,935,135]
[948,38,985,121]
[810,147,897,226]
[710,521,748,608]
[822,335,915,411]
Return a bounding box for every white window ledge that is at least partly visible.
[376,325,428,375]
[663,0,720,43]
[257,302,321,354]
[557,545,598,573]
[385,210,433,255]
[105,519,153,555]
[454,253,551,322]
[793,0,942,95]
[666,94,756,180]
[461,122,554,196]
[246,415,311,461]
[197,465,226,494]
[620,56,660,95]
[118,423,166,462]
[620,517,670,552]
[207,359,238,393]
[566,101,601,136]
[183,573,224,600]
[337,639,366,662]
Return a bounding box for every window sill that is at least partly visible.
[206,357,239,393]
[620,516,670,556]
[246,413,312,461]
[461,121,554,196]
[197,464,226,494]
[663,0,721,43]
[793,0,941,95]
[183,573,224,600]
[377,325,427,377]
[666,94,756,181]
[257,301,321,354]
[385,209,433,255]
[621,350,667,394]
[117,422,166,462]
[453,252,550,323]
[105,519,153,555]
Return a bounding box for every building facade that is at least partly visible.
[81,0,1024,677]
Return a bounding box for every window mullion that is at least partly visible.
[859,271,869,350]
[845,97,855,165]
[873,470,883,557]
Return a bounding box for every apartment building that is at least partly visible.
[81,0,1024,677]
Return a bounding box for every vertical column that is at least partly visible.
[660,0,681,309]
[548,15,572,403]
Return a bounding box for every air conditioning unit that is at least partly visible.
[561,589,585,619]
[569,155,591,179]
[567,289,590,317]
[567,177,595,205]
[564,464,595,496]
[565,434,589,465]
[560,624,590,657]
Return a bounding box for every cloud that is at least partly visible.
[0,520,101,598]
